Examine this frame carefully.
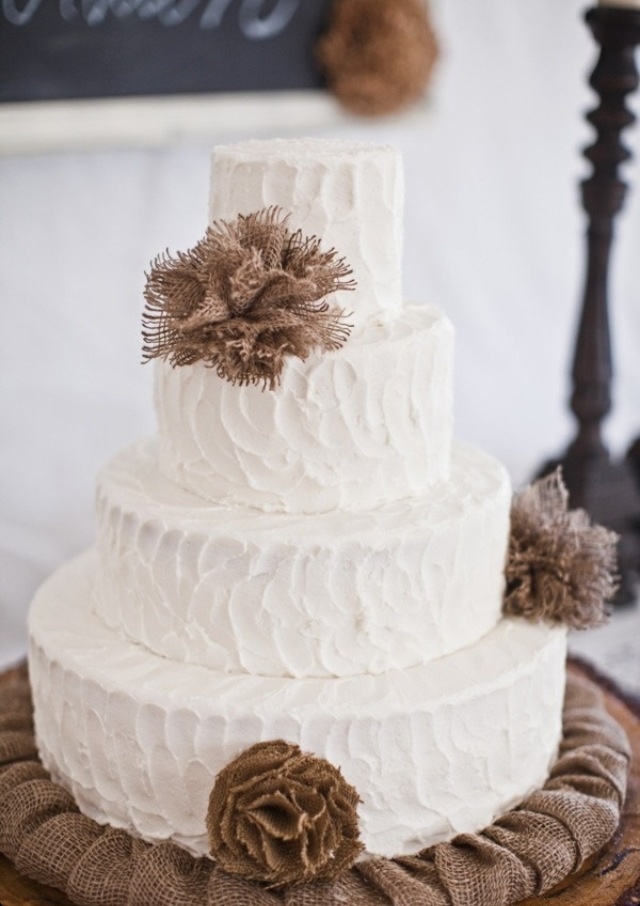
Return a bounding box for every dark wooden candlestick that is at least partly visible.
[539,5,640,603]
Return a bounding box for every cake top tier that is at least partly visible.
[209,138,404,324]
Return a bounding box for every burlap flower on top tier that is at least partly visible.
[141,207,355,389]
[504,469,618,629]
[207,740,363,887]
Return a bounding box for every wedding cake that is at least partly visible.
[27,139,567,867]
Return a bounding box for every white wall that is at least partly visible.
[1,0,639,668]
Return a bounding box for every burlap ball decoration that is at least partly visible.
[206,740,363,887]
[504,470,618,629]
[142,207,355,389]
[316,0,439,116]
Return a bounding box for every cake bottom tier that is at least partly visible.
[28,552,567,859]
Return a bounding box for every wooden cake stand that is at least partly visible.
[0,659,639,906]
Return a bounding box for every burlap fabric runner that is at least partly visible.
[0,665,630,906]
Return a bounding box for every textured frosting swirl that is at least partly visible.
[94,439,510,678]
[154,305,453,512]
[29,552,568,860]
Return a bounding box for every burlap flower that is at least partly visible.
[317,0,439,116]
[207,740,363,887]
[504,470,618,629]
[142,207,354,389]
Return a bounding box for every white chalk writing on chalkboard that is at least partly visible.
[2,0,301,37]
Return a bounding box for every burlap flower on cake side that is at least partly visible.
[504,469,618,629]
[206,740,363,888]
[142,207,355,389]
[317,0,439,116]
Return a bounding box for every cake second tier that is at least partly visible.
[94,438,511,679]
[154,304,453,513]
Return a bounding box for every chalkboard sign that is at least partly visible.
[0,0,332,103]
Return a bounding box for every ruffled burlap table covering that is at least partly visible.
[0,661,637,906]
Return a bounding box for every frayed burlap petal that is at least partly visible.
[0,667,630,906]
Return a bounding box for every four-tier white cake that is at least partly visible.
[28,138,568,860]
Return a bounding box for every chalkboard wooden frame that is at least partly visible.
[0,90,431,155]
[0,90,350,154]
[0,1,434,154]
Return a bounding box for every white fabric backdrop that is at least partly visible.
[1,0,639,669]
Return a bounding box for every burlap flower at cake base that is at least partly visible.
[504,469,618,629]
[142,207,355,389]
[206,740,363,888]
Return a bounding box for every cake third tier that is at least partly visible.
[95,439,511,679]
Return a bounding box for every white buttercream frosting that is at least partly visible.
[29,552,568,859]
[94,439,511,679]
[209,138,404,324]
[154,304,454,512]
